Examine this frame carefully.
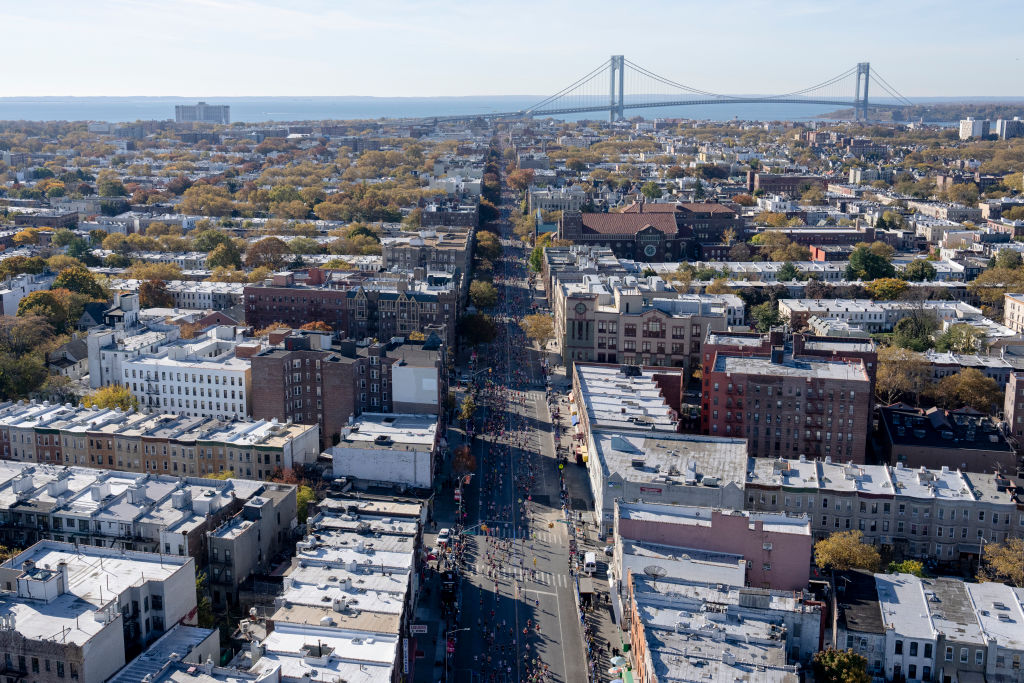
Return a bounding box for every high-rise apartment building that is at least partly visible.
[174,101,230,124]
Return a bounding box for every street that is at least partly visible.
[445,188,588,683]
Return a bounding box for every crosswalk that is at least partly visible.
[474,564,574,589]
[474,528,554,544]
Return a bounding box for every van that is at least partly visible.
[583,551,597,575]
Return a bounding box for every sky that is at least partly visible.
[1,0,1021,98]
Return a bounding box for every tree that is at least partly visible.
[52,266,106,299]
[195,571,215,628]
[901,259,936,282]
[458,313,497,345]
[753,212,789,228]
[732,193,756,207]
[888,560,926,577]
[38,374,80,405]
[17,291,68,332]
[51,228,77,247]
[0,315,55,356]
[0,255,46,280]
[458,395,477,423]
[0,353,48,399]
[452,444,477,474]
[946,182,979,205]
[640,181,662,200]
[479,199,500,224]
[812,648,870,683]
[776,262,803,282]
[751,301,783,332]
[801,187,825,204]
[296,484,316,524]
[126,261,183,282]
[521,314,554,345]
[507,169,535,191]
[891,313,939,352]
[846,245,895,280]
[475,230,502,261]
[299,321,332,332]
[814,530,880,572]
[139,279,175,308]
[934,323,984,353]
[875,346,929,406]
[865,278,908,301]
[969,267,1024,309]
[95,169,126,197]
[12,228,41,246]
[529,246,544,272]
[728,242,752,260]
[192,229,234,252]
[246,237,291,269]
[977,538,1024,586]
[469,280,498,309]
[705,277,733,294]
[206,241,243,269]
[994,249,1023,270]
[927,367,1002,411]
[81,384,138,411]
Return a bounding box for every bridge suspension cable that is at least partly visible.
[869,68,914,107]
[523,61,610,114]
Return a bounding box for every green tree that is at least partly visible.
[195,571,215,628]
[934,323,984,353]
[52,266,106,299]
[50,228,77,247]
[751,301,783,332]
[0,353,48,399]
[946,182,979,205]
[469,280,498,309]
[81,384,138,411]
[458,313,497,345]
[812,648,870,683]
[901,259,936,282]
[891,314,938,352]
[776,262,803,281]
[640,181,662,200]
[994,249,1023,270]
[845,245,895,280]
[192,229,234,252]
[529,246,544,272]
[814,530,881,572]
[95,169,126,197]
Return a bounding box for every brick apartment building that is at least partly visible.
[701,331,873,462]
[557,201,743,261]
[615,500,812,591]
[243,269,457,343]
[250,330,445,449]
[746,171,829,195]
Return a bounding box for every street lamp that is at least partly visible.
[444,627,471,683]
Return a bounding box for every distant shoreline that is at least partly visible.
[0,95,1021,124]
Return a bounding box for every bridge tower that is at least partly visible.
[609,55,625,122]
[854,62,870,121]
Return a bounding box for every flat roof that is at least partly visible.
[715,353,869,381]
[593,431,747,486]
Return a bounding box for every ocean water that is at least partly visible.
[0,95,859,124]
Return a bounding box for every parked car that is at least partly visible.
[437,528,451,547]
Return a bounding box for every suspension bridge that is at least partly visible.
[434,55,913,122]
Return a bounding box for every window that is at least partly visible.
[910,642,918,657]
[961,647,968,663]
[895,640,903,655]
[945,647,953,662]
[924,643,932,659]
[976,650,984,665]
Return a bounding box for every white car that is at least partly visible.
[437,528,451,547]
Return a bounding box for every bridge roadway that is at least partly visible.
[428,96,901,122]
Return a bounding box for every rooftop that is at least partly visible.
[714,353,869,381]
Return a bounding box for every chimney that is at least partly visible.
[770,346,785,364]
[268,330,290,345]
[234,343,261,359]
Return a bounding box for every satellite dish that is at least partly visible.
[644,565,668,579]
